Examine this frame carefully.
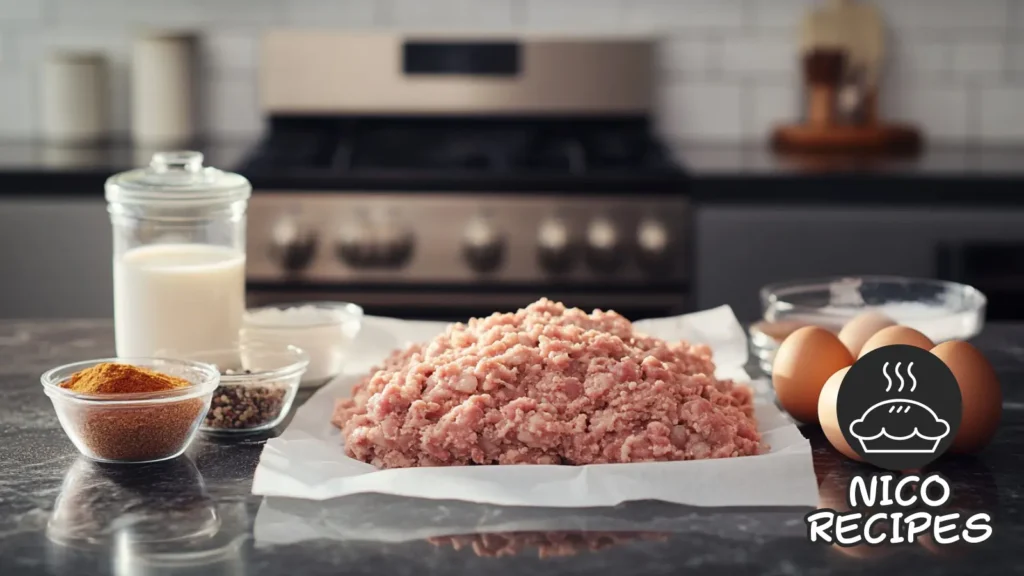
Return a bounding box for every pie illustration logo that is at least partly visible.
[837,344,962,470]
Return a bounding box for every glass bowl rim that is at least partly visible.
[759,275,988,319]
[41,357,221,406]
[183,343,310,385]
[242,301,364,330]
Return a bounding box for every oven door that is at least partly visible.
[246,286,689,322]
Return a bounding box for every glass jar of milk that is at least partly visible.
[105,151,250,361]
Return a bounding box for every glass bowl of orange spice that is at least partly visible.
[41,358,220,464]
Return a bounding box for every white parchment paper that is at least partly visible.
[251,306,818,508]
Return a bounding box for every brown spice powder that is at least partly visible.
[62,362,191,394]
[73,399,206,462]
[62,362,206,462]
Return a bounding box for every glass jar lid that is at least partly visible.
[105,151,251,207]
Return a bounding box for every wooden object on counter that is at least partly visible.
[772,0,922,155]
[807,87,834,128]
[803,49,846,128]
[772,123,921,154]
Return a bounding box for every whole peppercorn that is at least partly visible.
[203,377,288,430]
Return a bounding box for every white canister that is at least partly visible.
[131,33,197,146]
[41,52,109,144]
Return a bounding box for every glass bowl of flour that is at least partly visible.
[751,276,986,374]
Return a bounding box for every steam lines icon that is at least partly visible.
[882,361,916,392]
[849,361,951,454]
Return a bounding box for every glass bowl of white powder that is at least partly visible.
[752,276,986,374]
[240,302,364,388]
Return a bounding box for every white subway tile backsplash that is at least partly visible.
[122,0,205,28]
[51,0,128,25]
[201,31,258,71]
[746,0,816,30]
[659,36,720,77]
[888,36,950,79]
[978,87,1024,142]
[189,0,283,25]
[0,0,1021,142]
[523,0,621,30]
[657,81,744,141]
[623,0,743,31]
[27,28,130,64]
[0,0,42,21]
[884,83,970,141]
[878,0,1010,31]
[384,0,516,29]
[720,35,796,76]
[748,82,800,139]
[203,73,263,137]
[0,71,35,136]
[951,41,1007,77]
[283,0,377,27]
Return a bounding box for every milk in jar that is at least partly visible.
[114,243,245,358]
[106,151,251,359]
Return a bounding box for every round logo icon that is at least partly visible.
[837,344,962,470]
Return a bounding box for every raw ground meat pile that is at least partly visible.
[331,298,763,468]
[427,531,668,558]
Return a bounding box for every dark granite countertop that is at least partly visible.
[1,140,1023,204]
[1,319,1022,575]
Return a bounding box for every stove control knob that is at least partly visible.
[462,216,504,274]
[269,217,317,272]
[377,222,415,268]
[537,217,575,274]
[636,218,671,269]
[585,217,623,272]
[335,221,371,268]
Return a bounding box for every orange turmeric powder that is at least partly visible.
[61,362,191,394]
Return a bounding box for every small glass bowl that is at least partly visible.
[41,358,220,464]
[752,276,986,374]
[183,344,309,434]
[241,301,363,388]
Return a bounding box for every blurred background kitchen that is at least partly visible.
[1,0,1023,323]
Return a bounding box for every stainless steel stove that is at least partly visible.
[241,32,690,321]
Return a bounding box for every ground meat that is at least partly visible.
[427,531,669,558]
[332,298,763,468]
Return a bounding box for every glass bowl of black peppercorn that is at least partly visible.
[173,344,309,434]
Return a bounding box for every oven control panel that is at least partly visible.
[247,193,689,285]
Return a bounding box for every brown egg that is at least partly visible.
[817,366,862,461]
[838,311,897,357]
[773,326,853,424]
[750,320,814,343]
[931,341,1002,454]
[858,325,934,358]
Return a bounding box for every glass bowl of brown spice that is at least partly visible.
[41,358,220,464]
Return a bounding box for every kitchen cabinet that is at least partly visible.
[696,205,1024,322]
[0,198,112,318]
